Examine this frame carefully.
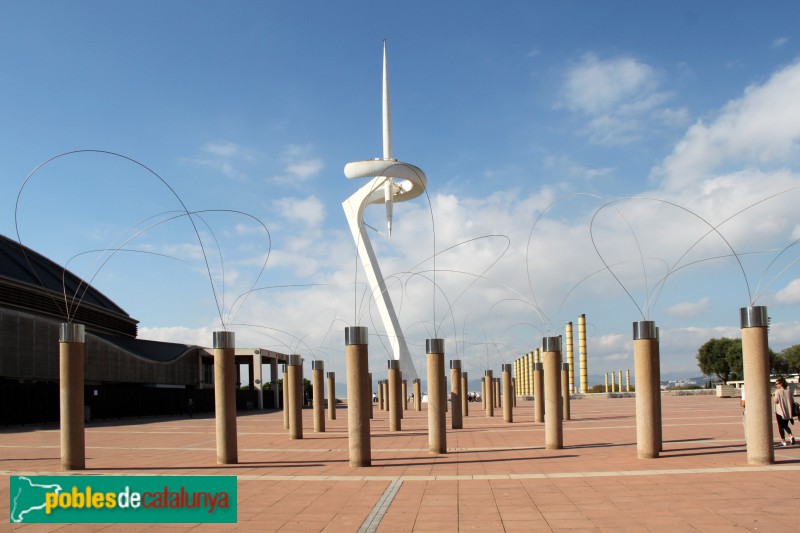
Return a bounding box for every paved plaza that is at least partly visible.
[2,393,799,532]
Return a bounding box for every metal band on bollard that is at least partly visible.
[312,360,324,371]
[388,360,400,369]
[327,372,335,379]
[633,321,657,340]
[741,306,768,328]
[213,331,235,349]
[543,336,561,352]
[59,323,85,343]
[289,354,302,366]
[450,359,462,369]
[345,326,369,345]
[427,338,444,354]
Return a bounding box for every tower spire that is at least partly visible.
[382,39,392,160]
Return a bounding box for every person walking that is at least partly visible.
[773,378,795,446]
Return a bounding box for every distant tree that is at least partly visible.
[778,344,800,375]
[697,338,743,384]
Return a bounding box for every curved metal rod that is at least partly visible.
[14,150,226,327]
[525,192,604,325]
[590,196,750,317]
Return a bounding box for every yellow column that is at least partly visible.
[484,371,494,417]
[566,321,575,394]
[579,314,588,394]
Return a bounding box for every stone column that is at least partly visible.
[461,372,469,417]
[526,352,533,396]
[427,339,446,454]
[253,350,264,410]
[741,306,774,465]
[369,372,374,420]
[561,363,570,421]
[345,326,371,467]
[288,354,303,440]
[502,364,513,423]
[378,380,384,410]
[512,377,516,407]
[388,360,401,432]
[566,321,575,394]
[494,378,501,408]
[382,381,389,411]
[533,362,544,423]
[481,377,486,409]
[579,313,588,393]
[653,329,663,452]
[282,365,289,429]
[271,358,279,409]
[450,359,463,429]
[611,370,616,393]
[605,373,609,393]
[327,371,336,420]
[60,323,85,470]
[543,337,563,449]
[484,371,494,417]
[413,378,422,411]
[633,321,658,459]
[444,375,448,413]
[626,369,631,392]
[214,330,238,464]
[312,360,325,433]
[402,379,408,413]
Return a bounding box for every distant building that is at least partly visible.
[0,234,284,425]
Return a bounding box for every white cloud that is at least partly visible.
[138,326,212,346]
[654,59,800,189]
[563,53,658,115]
[665,297,710,318]
[559,53,685,145]
[182,141,255,181]
[273,196,326,228]
[775,278,800,304]
[203,141,240,157]
[773,37,788,49]
[268,144,324,184]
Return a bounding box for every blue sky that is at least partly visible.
[3,1,800,383]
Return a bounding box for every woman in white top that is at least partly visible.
[773,377,795,446]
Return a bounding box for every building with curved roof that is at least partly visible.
[0,234,284,425]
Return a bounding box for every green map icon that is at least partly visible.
[10,476,64,523]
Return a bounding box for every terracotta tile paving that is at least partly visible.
[1,394,799,531]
